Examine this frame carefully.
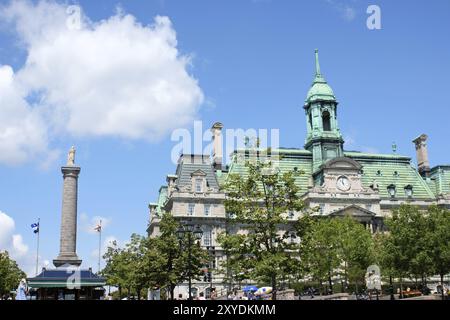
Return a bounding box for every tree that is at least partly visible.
[299,216,375,295]
[335,216,375,293]
[373,232,397,298]
[384,204,427,297]
[427,205,450,300]
[299,218,340,294]
[218,160,305,300]
[143,213,209,300]
[0,251,26,297]
[102,241,130,299]
[103,214,208,300]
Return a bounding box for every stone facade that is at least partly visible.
[147,50,450,298]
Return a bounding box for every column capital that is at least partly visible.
[61,166,81,177]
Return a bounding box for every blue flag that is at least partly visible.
[31,222,39,234]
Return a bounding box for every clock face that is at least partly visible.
[336,176,351,191]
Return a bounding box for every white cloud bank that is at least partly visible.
[0,210,50,276]
[0,0,204,165]
[0,210,29,261]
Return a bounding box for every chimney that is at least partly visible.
[412,134,431,177]
[211,122,224,171]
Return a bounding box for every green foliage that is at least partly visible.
[426,205,450,279]
[102,213,208,300]
[0,251,26,297]
[299,216,374,293]
[218,160,306,299]
[384,205,430,280]
[376,204,450,298]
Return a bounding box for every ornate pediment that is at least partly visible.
[322,157,362,171]
[330,205,375,218]
[191,169,207,177]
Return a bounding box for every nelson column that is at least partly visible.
[53,146,82,267]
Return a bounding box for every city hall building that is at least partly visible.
[147,50,450,299]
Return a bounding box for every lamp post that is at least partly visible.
[177,223,203,300]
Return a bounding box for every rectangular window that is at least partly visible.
[288,211,294,219]
[195,179,203,193]
[188,203,195,216]
[319,204,325,214]
[204,204,211,216]
[203,231,211,246]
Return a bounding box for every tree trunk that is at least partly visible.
[441,274,445,301]
[328,271,333,295]
[170,284,175,300]
[119,286,122,300]
[399,279,403,299]
[137,288,141,300]
[271,274,277,300]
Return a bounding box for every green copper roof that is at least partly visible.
[306,49,336,103]
[345,152,436,199]
[222,149,437,200]
[430,166,450,195]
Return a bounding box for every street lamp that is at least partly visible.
[176,223,203,300]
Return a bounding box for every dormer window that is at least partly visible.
[404,185,413,198]
[195,178,203,193]
[393,171,399,177]
[376,170,382,176]
[387,184,396,198]
[191,169,207,193]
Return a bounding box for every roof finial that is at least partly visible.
[315,49,321,76]
[392,142,397,154]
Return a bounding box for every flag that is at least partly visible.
[94,224,102,232]
[31,222,39,234]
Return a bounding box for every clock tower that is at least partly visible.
[304,50,344,173]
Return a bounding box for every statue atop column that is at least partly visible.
[67,146,76,166]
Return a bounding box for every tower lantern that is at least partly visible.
[304,49,344,172]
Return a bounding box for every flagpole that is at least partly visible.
[35,218,40,276]
[98,219,102,274]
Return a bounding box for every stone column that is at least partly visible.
[53,166,82,267]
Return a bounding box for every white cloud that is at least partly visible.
[0,210,33,275]
[0,65,50,165]
[325,0,357,22]
[0,210,51,276]
[0,211,29,259]
[0,0,204,165]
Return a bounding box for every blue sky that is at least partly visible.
[0,0,449,275]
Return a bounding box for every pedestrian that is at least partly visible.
[15,278,28,300]
[198,292,206,300]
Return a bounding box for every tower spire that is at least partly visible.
[315,49,321,76]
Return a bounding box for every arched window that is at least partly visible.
[309,112,313,130]
[322,111,331,131]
